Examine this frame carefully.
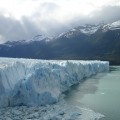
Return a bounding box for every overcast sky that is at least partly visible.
[0,0,120,43]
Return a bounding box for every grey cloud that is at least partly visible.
[33,2,59,18]
[37,19,69,36]
[51,5,120,36]
[41,2,59,12]
[57,5,120,32]
[90,6,120,24]
[0,15,42,43]
[0,5,120,43]
[38,5,120,36]
[65,6,120,26]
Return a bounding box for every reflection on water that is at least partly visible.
[65,66,120,120]
[64,73,107,106]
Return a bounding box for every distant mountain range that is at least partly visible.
[0,20,120,65]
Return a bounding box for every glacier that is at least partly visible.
[0,58,109,107]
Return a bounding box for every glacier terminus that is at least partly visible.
[0,58,109,108]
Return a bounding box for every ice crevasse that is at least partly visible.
[0,58,109,107]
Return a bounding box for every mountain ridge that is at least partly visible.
[0,20,120,65]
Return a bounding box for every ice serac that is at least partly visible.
[0,58,109,107]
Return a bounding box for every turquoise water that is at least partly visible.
[65,66,120,120]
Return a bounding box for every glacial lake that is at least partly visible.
[65,66,120,120]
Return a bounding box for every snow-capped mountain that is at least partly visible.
[2,34,50,47]
[0,20,120,64]
[57,24,102,39]
[57,20,120,39]
[0,34,52,59]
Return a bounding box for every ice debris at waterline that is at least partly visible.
[0,100,104,120]
[0,58,109,107]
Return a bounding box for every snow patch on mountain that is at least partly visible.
[102,20,120,32]
[57,31,77,38]
[57,24,103,39]
[2,34,50,47]
[29,34,50,42]
[80,26,99,35]
[110,20,120,28]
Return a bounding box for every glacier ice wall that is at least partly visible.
[0,58,109,107]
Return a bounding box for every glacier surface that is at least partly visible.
[0,58,109,107]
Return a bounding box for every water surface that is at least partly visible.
[65,66,120,120]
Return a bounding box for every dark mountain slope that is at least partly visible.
[0,21,120,65]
